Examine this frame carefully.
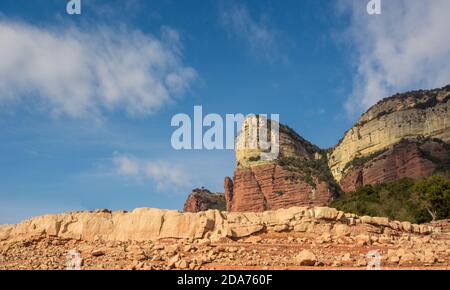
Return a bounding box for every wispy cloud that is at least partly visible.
[339,0,450,115]
[113,154,140,177]
[145,161,190,191]
[0,20,197,118]
[112,153,190,191]
[220,3,286,63]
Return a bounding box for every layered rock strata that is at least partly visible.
[340,139,450,192]
[225,116,338,212]
[329,85,450,181]
[0,207,437,243]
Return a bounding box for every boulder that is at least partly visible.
[295,250,317,266]
[314,207,338,220]
[399,251,416,266]
[332,224,351,237]
[228,225,264,238]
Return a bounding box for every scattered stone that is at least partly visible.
[332,261,342,267]
[399,252,416,266]
[355,234,371,247]
[0,207,448,270]
[91,250,105,257]
[273,224,289,232]
[333,224,350,237]
[422,251,437,264]
[168,254,180,269]
[293,222,311,233]
[314,207,338,220]
[175,260,189,269]
[228,225,264,238]
[244,236,262,244]
[341,253,352,262]
[295,250,317,266]
[356,259,367,267]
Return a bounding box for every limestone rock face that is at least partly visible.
[340,139,450,192]
[0,208,228,242]
[0,206,436,243]
[226,116,338,212]
[329,85,450,181]
[183,188,226,213]
[236,115,320,168]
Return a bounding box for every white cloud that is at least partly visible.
[113,154,140,177]
[340,0,450,115]
[220,3,285,63]
[145,161,190,191]
[0,20,197,118]
[112,153,190,191]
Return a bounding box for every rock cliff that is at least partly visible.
[329,85,450,182]
[225,116,338,212]
[3,207,448,270]
[340,138,450,192]
[183,188,226,213]
[222,85,450,210]
[0,207,436,243]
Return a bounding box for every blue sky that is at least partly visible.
[0,0,449,223]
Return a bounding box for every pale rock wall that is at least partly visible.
[0,207,436,243]
[329,86,450,181]
[236,115,320,168]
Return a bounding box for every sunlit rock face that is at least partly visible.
[339,139,450,192]
[227,116,338,212]
[183,188,226,213]
[329,85,450,182]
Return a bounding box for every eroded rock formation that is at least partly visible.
[340,139,450,192]
[225,116,338,212]
[183,188,226,213]
[222,86,450,210]
[0,206,437,243]
[329,85,450,181]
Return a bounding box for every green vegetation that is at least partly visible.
[331,175,450,224]
[342,137,450,174]
[278,156,342,194]
[412,175,450,221]
[248,156,261,162]
[342,148,388,172]
[192,188,227,211]
[419,138,450,174]
[275,191,284,196]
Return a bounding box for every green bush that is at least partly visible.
[412,175,450,221]
[275,191,284,196]
[278,156,342,194]
[331,175,450,223]
[248,156,261,162]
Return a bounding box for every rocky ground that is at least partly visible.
[1,225,449,270]
[1,207,449,270]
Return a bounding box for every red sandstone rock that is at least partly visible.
[340,140,450,192]
[183,188,226,213]
[224,177,234,212]
[227,164,337,212]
